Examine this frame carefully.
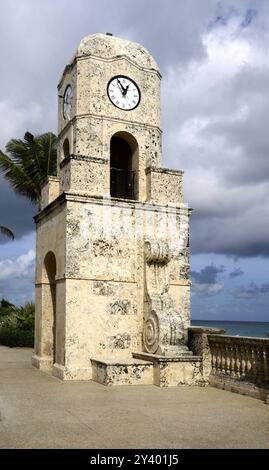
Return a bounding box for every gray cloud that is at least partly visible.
[231,282,269,299]
[192,282,224,297]
[0,249,35,304]
[0,0,269,258]
[191,265,225,284]
[229,267,244,278]
[0,178,35,243]
[191,264,225,297]
[162,5,269,257]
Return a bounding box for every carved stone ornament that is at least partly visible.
[143,310,159,354]
[143,239,191,357]
[144,240,171,265]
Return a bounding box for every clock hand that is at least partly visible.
[123,84,129,97]
[117,79,125,95]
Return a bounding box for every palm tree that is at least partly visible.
[0,225,14,240]
[0,131,57,207]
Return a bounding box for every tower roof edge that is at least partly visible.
[76,33,160,72]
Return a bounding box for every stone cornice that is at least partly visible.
[59,154,108,169]
[58,54,161,88]
[57,113,162,140]
[188,326,226,335]
[41,175,59,189]
[133,352,202,363]
[36,276,191,287]
[34,192,66,223]
[77,54,161,77]
[34,192,192,224]
[208,334,269,345]
[145,166,184,176]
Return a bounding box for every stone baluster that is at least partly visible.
[236,343,241,378]
[263,346,269,382]
[208,335,269,390]
[221,342,226,374]
[230,344,236,377]
[251,344,257,382]
[244,343,250,378]
[247,344,253,379]
[255,345,263,385]
[216,343,221,374]
[240,344,247,378]
[246,343,251,376]
[224,344,230,375]
[215,344,219,373]
[211,344,217,374]
[228,344,233,376]
[232,343,237,377]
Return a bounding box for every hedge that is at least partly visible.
[0,327,34,347]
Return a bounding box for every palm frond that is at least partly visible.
[0,150,38,202]
[0,225,14,240]
[0,131,57,204]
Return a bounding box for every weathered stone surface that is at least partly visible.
[157,360,203,387]
[75,34,160,71]
[146,167,183,205]
[33,34,192,384]
[188,327,226,383]
[57,34,162,198]
[52,363,92,381]
[208,334,269,402]
[59,155,108,196]
[133,352,204,387]
[40,176,60,210]
[210,375,269,403]
[91,358,153,386]
[188,326,226,335]
[188,328,269,402]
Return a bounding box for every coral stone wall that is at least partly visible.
[63,197,190,369]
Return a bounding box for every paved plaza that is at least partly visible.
[0,346,268,449]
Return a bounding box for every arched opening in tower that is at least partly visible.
[63,138,70,158]
[110,133,138,200]
[43,251,57,364]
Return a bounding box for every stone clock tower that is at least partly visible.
[32,34,201,386]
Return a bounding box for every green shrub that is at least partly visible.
[0,298,16,320]
[0,327,34,347]
[0,301,35,347]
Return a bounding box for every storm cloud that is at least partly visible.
[0,0,269,257]
[232,282,269,299]
[191,264,225,297]
[229,267,244,278]
[191,265,225,284]
[0,1,269,314]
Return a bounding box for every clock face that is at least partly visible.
[107,76,140,111]
[63,85,73,119]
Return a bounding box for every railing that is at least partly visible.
[208,335,269,385]
[110,168,135,200]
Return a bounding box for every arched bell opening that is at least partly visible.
[63,138,70,158]
[110,132,138,200]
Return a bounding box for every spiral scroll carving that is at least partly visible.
[144,240,171,265]
[143,311,159,354]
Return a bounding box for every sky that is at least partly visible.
[0,0,268,321]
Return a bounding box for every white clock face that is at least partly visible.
[107,76,140,111]
[63,85,73,119]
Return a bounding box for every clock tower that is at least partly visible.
[32,34,199,386]
[57,32,162,201]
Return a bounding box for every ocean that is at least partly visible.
[191,320,269,338]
